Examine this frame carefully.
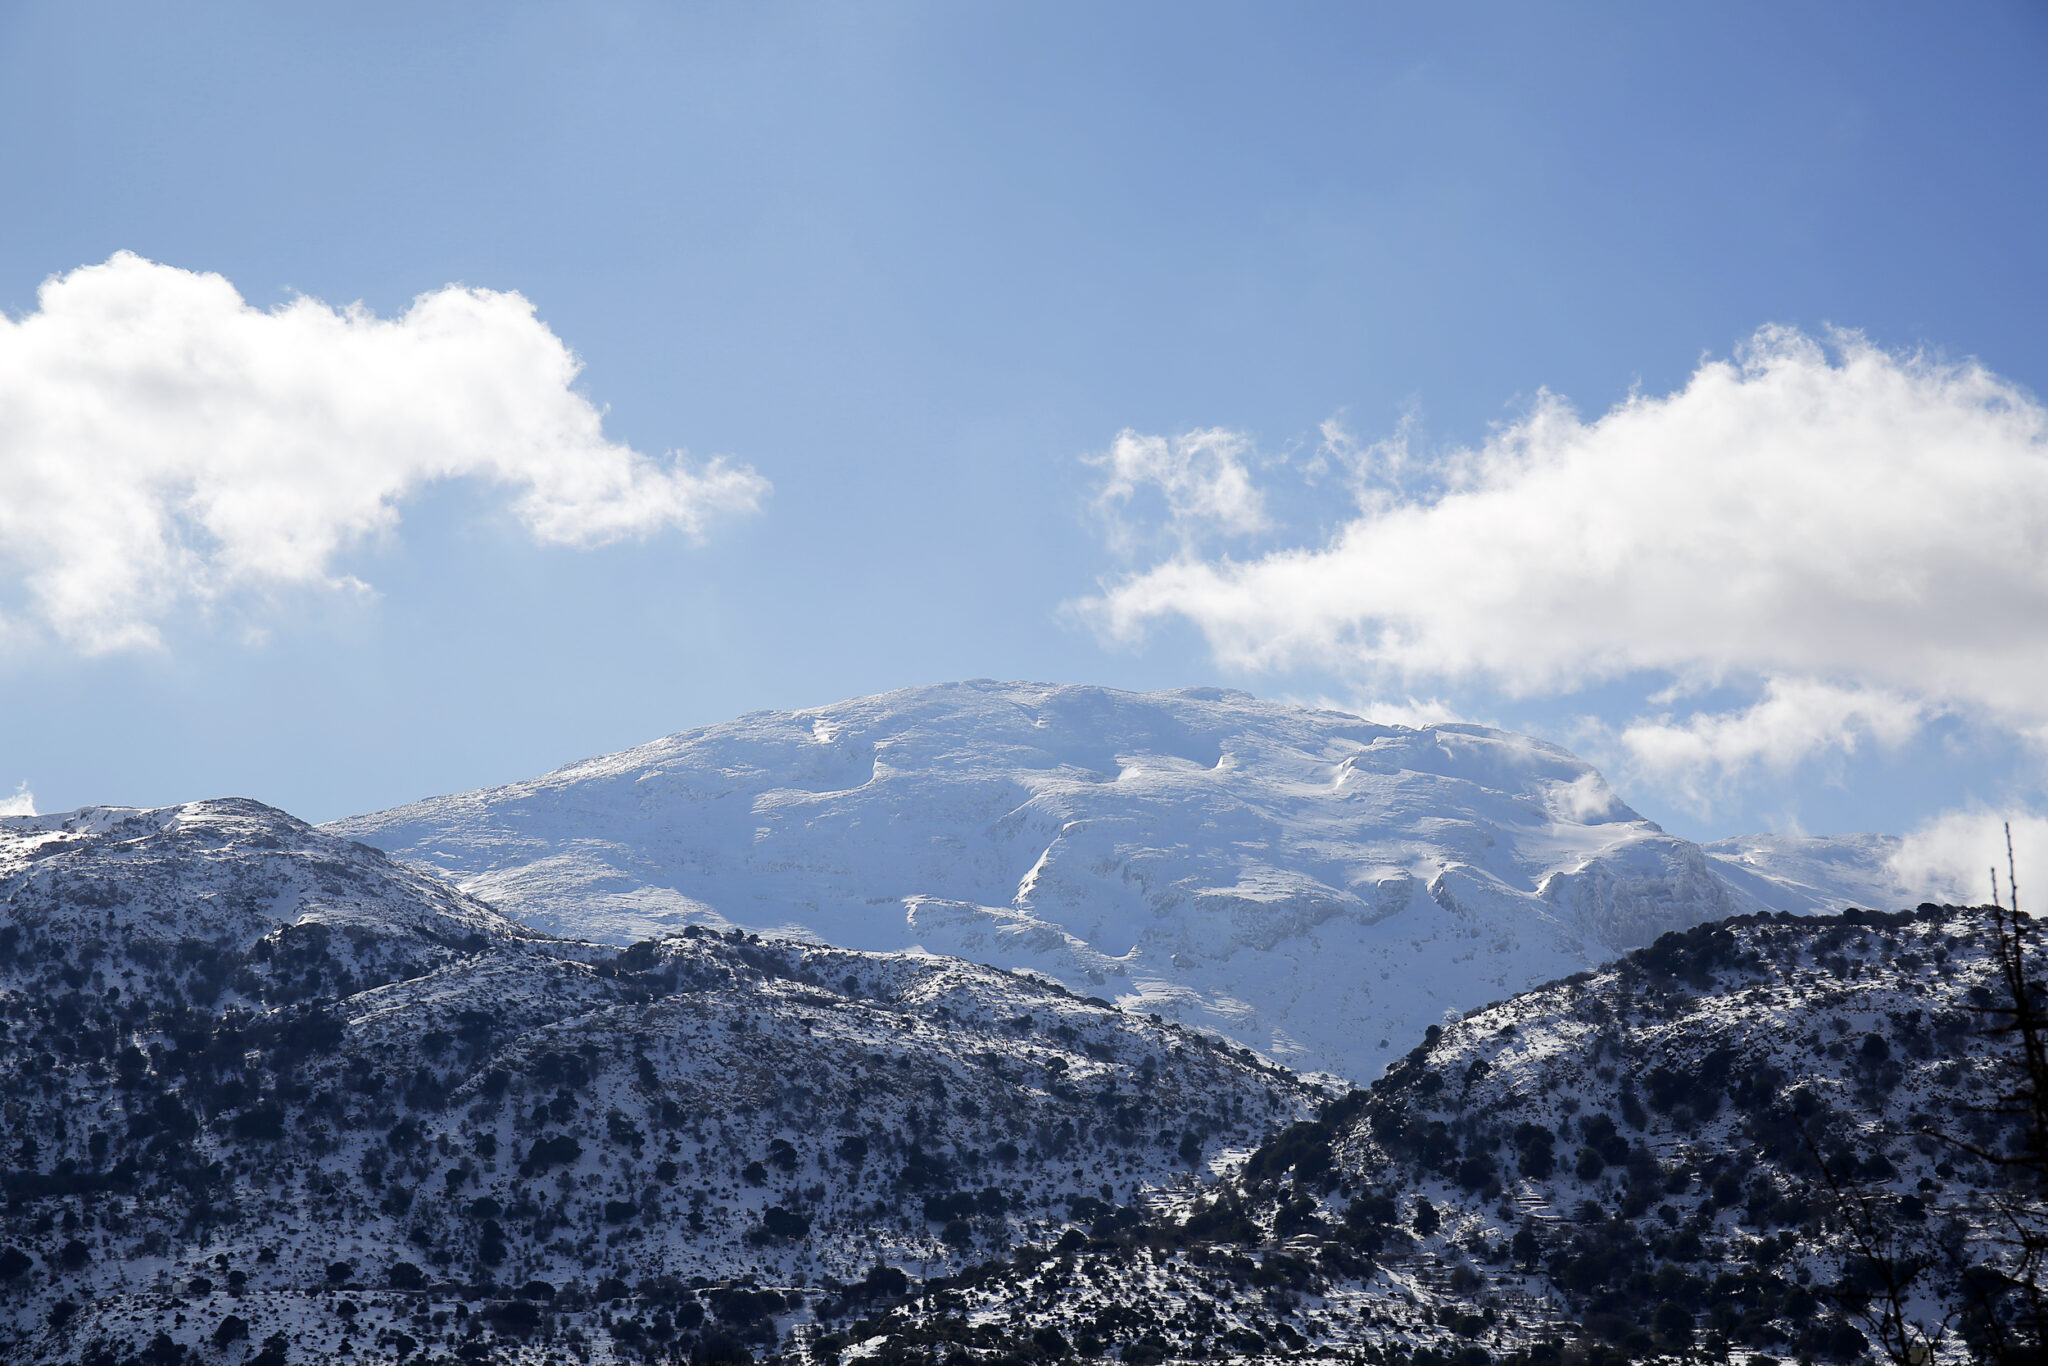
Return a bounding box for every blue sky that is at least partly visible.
[2,3,2046,862]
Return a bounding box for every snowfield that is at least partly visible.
[331,681,1911,1081]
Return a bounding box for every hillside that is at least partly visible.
[328,681,1909,1082]
[0,795,2029,1365]
[0,800,1311,1365]
[847,904,2034,1365]
[0,798,538,984]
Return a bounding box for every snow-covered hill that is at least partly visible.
[331,680,1904,1081]
[0,797,541,997]
[0,798,1310,1364]
[859,904,2032,1365]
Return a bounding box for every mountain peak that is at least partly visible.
[329,682,1900,1081]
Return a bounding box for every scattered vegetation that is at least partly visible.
[2,800,2040,1363]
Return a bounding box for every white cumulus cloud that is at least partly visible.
[0,252,770,653]
[0,783,32,818]
[1080,327,2048,787]
[1616,679,1932,809]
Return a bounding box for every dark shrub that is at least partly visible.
[487,1299,542,1330]
[521,1133,582,1174]
[758,1206,810,1241]
[1123,1336,1170,1365]
[232,1105,286,1141]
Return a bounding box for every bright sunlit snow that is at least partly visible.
[332,681,1908,1080]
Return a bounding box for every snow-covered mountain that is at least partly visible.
[1704,829,1914,916]
[330,681,1907,1082]
[0,793,2013,1365]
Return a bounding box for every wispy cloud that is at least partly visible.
[0,782,33,818]
[1088,427,1270,557]
[1078,327,2048,795]
[0,253,771,653]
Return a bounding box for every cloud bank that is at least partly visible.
[0,253,770,653]
[1080,328,2048,795]
[1891,808,2048,908]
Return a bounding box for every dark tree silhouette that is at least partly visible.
[1961,829,2048,1363]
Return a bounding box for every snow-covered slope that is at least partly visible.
[0,798,541,999]
[1702,830,1915,916]
[862,905,2029,1365]
[330,681,1895,1082]
[0,798,1310,1364]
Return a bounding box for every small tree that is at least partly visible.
[1960,830,2048,1361]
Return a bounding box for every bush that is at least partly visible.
[853,1264,909,1302]
[1032,1326,1073,1357]
[1122,1336,1170,1365]
[520,1133,582,1174]
[694,1327,754,1365]
[923,1192,978,1222]
[1652,1300,1693,1347]
[486,1299,542,1330]
[709,1286,788,1322]
[478,1219,508,1266]
[755,1206,810,1242]
[231,1105,286,1141]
